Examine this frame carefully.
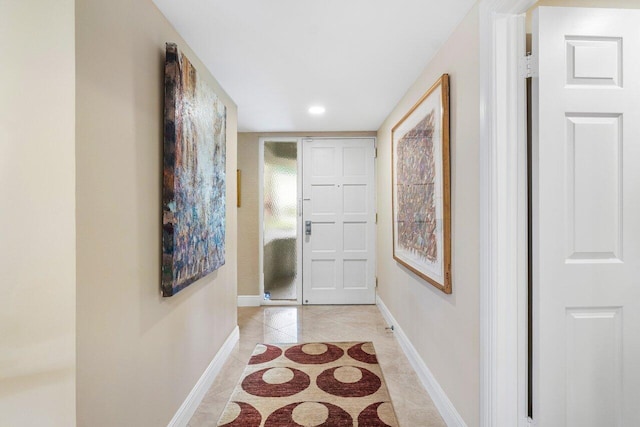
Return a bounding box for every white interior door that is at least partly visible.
[532,7,640,426]
[302,138,376,304]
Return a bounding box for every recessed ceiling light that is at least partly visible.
[308,105,325,115]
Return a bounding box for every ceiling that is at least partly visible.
[153,0,476,132]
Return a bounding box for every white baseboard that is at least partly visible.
[237,295,261,307]
[376,296,467,427]
[167,325,240,427]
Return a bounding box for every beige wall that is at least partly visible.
[238,132,376,296]
[0,1,76,425]
[76,0,237,425]
[376,5,480,426]
[237,133,260,296]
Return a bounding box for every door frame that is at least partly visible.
[479,0,536,426]
[258,137,303,306]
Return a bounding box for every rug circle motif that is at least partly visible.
[242,367,310,397]
[249,344,283,365]
[301,343,328,355]
[292,402,328,425]
[262,367,294,384]
[357,402,396,426]
[316,366,382,397]
[264,401,353,427]
[284,342,344,364]
[347,342,378,364]
[333,366,363,383]
[218,401,261,427]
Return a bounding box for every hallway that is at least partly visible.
[189,305,446,426]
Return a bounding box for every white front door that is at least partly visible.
[532,7,640,426]
[302,138,376,304]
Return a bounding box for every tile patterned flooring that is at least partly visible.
[188,305,446,426]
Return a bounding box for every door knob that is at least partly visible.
[305,221,312,235]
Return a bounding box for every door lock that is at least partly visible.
[305,221,312,235]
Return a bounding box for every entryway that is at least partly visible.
[259,137,377,305]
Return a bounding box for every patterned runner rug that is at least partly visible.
[217,342,399,426]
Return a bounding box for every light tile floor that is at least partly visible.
[188,305,446,426]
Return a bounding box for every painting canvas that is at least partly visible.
[162,43,226,297]
[392,74,451,293]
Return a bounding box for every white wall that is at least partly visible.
[75,0,237,425]
[376,5,480,426]
[0,1,76,425]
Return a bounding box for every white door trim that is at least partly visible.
[258,137,303,306]
[479,1,536,426]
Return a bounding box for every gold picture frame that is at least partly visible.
[237,169,241,207]
[391,74,451,294]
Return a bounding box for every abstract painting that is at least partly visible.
[392,74,451,293]
[162,43,226,297]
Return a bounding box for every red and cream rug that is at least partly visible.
[217,342,399,426]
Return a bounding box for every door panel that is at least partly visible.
[343,184,367,214]
[303,138,376,304]
[533,7,640,426]
[565,307,622,427]
[566,114,621,261]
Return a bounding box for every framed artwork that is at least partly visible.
[162,43,227,297]
[392,74,451,294]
